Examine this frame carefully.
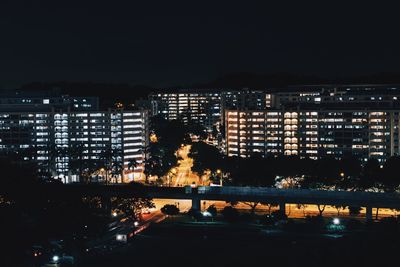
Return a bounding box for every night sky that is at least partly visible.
[1,2,400,88]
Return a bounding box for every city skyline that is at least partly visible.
[2,2,400,266]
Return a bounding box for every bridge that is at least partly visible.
[63,184,400,221]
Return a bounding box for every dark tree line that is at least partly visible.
[0,155,155,265]
[189,142,400,192]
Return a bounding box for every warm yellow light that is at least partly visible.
[340,172,345,177]
[150,133,158,143]
[216,169,221,174]
[171,168,177,174]
[100,168,105,172]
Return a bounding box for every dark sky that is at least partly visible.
[1,1,400,88]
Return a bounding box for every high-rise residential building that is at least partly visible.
[150,90,221,131]
[225,84,400,163]
[149,89,272,132]
[225,107,400,163]
[0,92,149,183]
[225,110,283,157]
[221,89,273,110]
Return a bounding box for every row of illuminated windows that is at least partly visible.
[284,112,298,118]
[123,125,143,129]
[123,119,143,123]
[124,131,142,135]
[124,142,143,147]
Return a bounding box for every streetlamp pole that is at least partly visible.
[217,169,222,186]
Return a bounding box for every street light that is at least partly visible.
[333,218,340,225]
[340,172,345,178]
[52,255,60,263]
[216,169,222,186]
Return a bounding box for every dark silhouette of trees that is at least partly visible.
[360,158,381,190]
[145,117,191,179]
[206,205,218,217]
[186,121,208,141]
[221,206,239,222]
[242,202,261,215]
[189,142,223,176]
[160,204,180,216]
[336,156,362,190]
[113,197,155,218]
[381,156,400,192]
[348,206,362,216]
[224,155,276,187]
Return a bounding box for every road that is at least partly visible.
[172,145,208,186]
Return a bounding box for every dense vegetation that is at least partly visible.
[189,141,400,192]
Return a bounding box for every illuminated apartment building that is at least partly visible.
[150,91,221,131]
[150,89,274,132]
[225,108,400,163]
[225,110,283,157]
[0,93,149,183]
[221,89,274,110]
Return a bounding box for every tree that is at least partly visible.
[189,142,223,176]
[113,197,155,219]
[128,158,138,170]
[301,157,341,189]
[206,205,217,217]
[337,156,362,190]
[226,155,275,187]
[296,204,307,217]
[99,149,113,184]
[161,204,180,217]
[316,205,326,216]
[334,205,346,216]
[242,202,260,215]
[267,203,279,215]
[186,121,208,140]
[348,206,362,216]
[111,161,123,183]
[360,158,381,190]
[381,156,400,192]
[221,206,239,222]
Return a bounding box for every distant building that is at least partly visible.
[0,91,149,183]
[149,88,272,131]
[0,90,99,112]
[150,90,221,131]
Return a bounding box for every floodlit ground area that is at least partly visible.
[153,199,399,219]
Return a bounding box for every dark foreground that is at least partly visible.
[80,222,399,267]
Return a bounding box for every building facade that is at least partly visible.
[225,108,400,163]
[149,89,275,133]
[0,93,149,183]
[150,91,221,131]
